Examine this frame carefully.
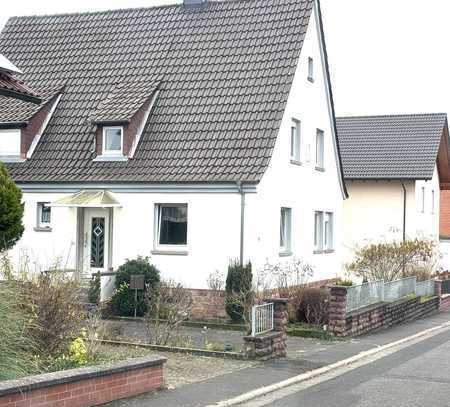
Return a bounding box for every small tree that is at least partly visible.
[0,163,24,252]
[225,260,253,325]
[347,239,437,282]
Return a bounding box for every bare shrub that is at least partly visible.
[145,280,193,346]
[83,310,109,361]
[347,239,437,282]
[260,258,314,321]
[297,288,329,326]
[24,271,84,356]
[207,270,225,291]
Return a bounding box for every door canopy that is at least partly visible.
[50,190,121,208]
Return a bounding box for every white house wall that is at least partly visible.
[343,180,416,263]
[415,165,440,239]
[246,3,345,282]
[343,166,440,265]
[9,192,78,273]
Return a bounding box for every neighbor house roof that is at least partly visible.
[0,0,318,184]
[0,54,41,104]
[0,85,63,124]
[336,113,449,180]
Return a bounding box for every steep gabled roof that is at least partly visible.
[336,113,449,181]
[0,0,315,183]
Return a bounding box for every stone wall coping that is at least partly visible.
[0,355,167,397]
[243,331,283,342]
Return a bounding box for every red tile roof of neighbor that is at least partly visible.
[0,0,318,183]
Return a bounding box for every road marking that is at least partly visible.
[206,321,450,407]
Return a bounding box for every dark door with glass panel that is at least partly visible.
[90,217,105,268]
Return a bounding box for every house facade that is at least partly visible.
[0,0,346,289]
[336,113,450,266]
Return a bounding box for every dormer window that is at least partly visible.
[0,128,21,159]
[103,127,123,156]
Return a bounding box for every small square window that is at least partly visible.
[0,129,21,157]
[156,204,188,247]
[308,57,314,82]
[103,127,123,156]
[37,202,51,229]
[280,207,292,254]
[316,129,325,170]
[290,119,301,162]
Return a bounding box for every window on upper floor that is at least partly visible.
[308,57,314,82]
[421,186,425,213]
[155,204,188,248]
[431,189,435,214]
[314,211,334,253]
[0,128,21,158]
[103,127,123,156]
[36,202,51,231]
[280,207,292,255]
[290,119,301,163]
[315,129,325,170]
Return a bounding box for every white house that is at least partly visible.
[336,113,450,264]
[0,0,347,290]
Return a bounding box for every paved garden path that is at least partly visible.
[103,310,450,407]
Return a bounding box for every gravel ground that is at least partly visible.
[97,344,257,388]
[105,319,245,351]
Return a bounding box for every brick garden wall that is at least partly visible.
[0,356,166,407]
[329,285,442,337]
[188,289,227,320]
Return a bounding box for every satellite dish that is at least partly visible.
[0,54,22,74]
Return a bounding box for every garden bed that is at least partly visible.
[286,323,335,341]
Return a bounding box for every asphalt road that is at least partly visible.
[242,329,450,407]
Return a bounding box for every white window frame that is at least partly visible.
[154,203,188,253]
[431,189,435,214]
[315,129,325,170]
[102,126,123,156]
[290,119,301,163]
[36,202,51,230]
[308,57,314,82]
[421,186,426,213]
[0,128,21,158]
[314,211,334,253]
[280,207,292,255]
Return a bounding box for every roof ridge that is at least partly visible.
[4,0,277,23]
[337,112,448,120]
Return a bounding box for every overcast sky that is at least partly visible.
[1,0,449,118]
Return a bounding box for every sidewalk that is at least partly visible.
[104,310,450,407]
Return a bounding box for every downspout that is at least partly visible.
[401,182,407,242]
[237,181,245,266]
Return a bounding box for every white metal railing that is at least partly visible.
[416,279,436,297]
[251,302,274,337]
[345,276,437,314]
[383,277,416,302]
[346,280,384,314]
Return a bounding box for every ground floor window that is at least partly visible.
[314,211,334,252]
[156,204,188,247]
[37,202,51,229]
[280,207,292,254]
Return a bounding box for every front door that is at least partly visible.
[83,208,109,272]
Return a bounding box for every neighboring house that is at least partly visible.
[0,54,41,104]
[336,113,450,264]
[0,0,347,289]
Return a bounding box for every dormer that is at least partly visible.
[91,81,160,161]
[0,84,63,162]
